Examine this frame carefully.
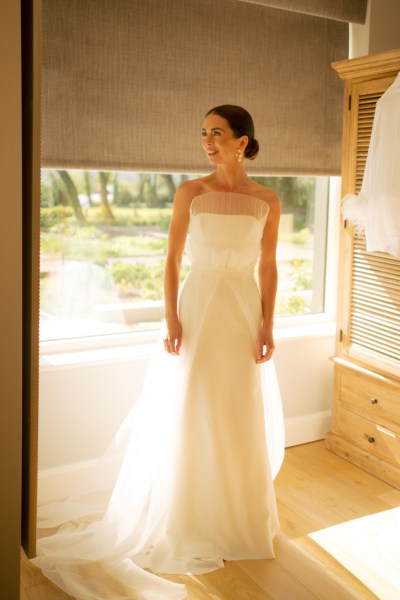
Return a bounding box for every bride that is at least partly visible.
[33,105,285,600]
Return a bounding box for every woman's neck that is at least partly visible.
[212,163,250,191]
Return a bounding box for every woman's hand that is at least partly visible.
[256,325,275,363]
[163,318,182,356]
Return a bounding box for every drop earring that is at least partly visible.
[236,148,243,163]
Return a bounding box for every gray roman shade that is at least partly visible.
[41,0,365,175]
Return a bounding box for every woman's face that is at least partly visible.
[202,113,245,165]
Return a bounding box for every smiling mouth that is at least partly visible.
[206,150,218,157]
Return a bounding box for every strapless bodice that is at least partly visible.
[187,192,268,274]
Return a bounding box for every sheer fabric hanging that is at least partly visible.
[341,73,400,257]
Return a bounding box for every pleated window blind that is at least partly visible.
[349,82,400,364]
[41,0,366,174]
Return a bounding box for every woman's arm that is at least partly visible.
[256,192,280,363]
[163,184,192,355]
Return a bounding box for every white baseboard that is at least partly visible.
[284,410,332,447]
[38,458,99,506]
[38,411,332,505]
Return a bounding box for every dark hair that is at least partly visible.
[205,104,259,160]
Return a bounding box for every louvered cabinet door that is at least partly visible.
[326,50,400,488]
[337,76,400,377]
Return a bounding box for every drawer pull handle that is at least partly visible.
[370,398,378,405]
[368,436,375,443]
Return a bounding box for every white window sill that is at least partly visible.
[274,315,336,341]
[40,316,336,369]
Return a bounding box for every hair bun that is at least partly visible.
[245,138,259,160]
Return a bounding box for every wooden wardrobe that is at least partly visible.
[325,48,400,490]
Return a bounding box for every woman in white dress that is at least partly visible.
[33,105,284,600]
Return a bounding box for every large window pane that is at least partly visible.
[252,176,329,318]
[40,170,329,342]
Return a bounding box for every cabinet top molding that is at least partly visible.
[332,47,400,80]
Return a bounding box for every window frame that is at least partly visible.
[39,177,341,360]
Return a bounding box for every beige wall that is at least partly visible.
[351,0,400,58]
[369,0,400,55]
[0,0,23,598]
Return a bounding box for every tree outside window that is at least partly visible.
[40,170,328,341]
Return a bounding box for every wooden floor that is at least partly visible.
[21,440,400,599]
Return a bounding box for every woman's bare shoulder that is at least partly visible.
[249,181,280,210]
[175,177,210,201]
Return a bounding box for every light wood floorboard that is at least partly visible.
[21,441,400,599]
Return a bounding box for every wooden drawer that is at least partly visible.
[332,407,400,468]
[337,364,400,433]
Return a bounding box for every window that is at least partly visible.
[40,170,329,342]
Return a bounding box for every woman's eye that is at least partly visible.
[201,131,207,137]
[213,131,220,136]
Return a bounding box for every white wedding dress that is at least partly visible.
[33,191,285,599]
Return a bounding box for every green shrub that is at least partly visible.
[291,228,312,245]
[105,235,166,257]
[41,205,74,228]
[289,259,313,290]
[109,260,189,301]
[275,294,309,317]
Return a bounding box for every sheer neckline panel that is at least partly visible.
[190,191,269,221]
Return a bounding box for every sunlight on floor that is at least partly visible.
[309,507,400,600]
